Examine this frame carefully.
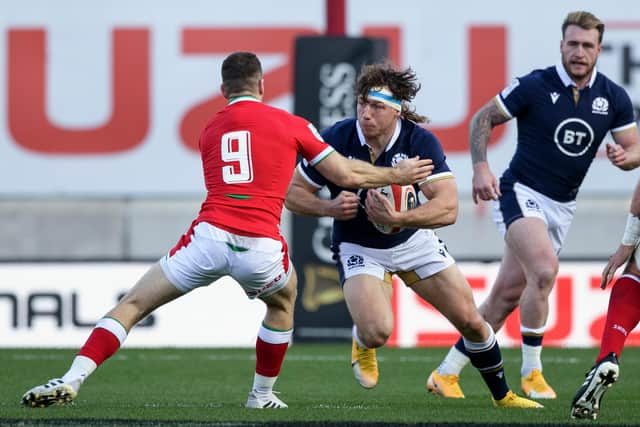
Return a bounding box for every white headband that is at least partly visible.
[367,87,402,111]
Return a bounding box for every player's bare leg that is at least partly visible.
[415,265,541,408]
[22,263,183,407]
[246,269,297,409]
[429,245,528,397]
[343,274,393,389]
[506,218,558,399]
[427,256,519,399]
[478,247,527,330]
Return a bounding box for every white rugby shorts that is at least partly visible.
[159,222,291,299]
[336,229,455,285]
[492,181,576,253]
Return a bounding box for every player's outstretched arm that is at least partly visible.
[315,153,433,189]
[285,170,358,220]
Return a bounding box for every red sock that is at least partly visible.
[255,337,289,377]
[597,275,640,362]
[78,327,122,366]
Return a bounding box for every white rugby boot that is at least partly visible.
[245,390,288,408]
[21,378,79,408]
[571,352,619,420]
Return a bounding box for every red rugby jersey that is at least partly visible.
[195,97,334,239]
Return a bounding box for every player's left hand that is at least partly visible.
[601,244,635,289]
[365,190,398,227]
[606,142,627,167]
[394,157,434,185]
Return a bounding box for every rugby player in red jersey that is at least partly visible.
[571,179,640,420]
[20,51,433,409]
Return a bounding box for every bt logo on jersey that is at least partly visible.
[554,118,595,157]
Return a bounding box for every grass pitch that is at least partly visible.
[1,345,639,426]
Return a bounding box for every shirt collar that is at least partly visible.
[555,62,598,88]
[227,96,261,105]
[356,119,402,153]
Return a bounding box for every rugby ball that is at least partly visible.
[372,184,417,234]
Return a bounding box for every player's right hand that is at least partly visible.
[325,191,359,220]
[600,244,635,289]
[605,142,627,168]
[364,188,398,227]
[471,161,501,204]
[395,156,433,185]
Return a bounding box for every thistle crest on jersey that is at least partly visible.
[373,184,417,234]
[390,152,409,167]
[494,64,636,202]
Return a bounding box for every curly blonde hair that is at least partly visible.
[356,63,429,124]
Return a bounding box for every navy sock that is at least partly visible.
[466,338,510,400]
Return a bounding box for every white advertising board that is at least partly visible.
[1,262,638,348]
[0,0,638,196]
[0,263,266,347]
[389,262,640,349]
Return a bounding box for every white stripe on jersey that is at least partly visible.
[308,146,335,167]
[422,171,454,186]
[297,162,324,188]
[611,121,638,133]
[494,94,513,119]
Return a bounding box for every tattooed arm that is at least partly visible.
[469,99,511,204]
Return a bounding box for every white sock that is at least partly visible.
[521,343,542,377]
[352,324,369,349]
[61,355,97,390]
[520,324,545,377]
[438,345,471,376]
[462,323,496,352]
[252,373,277,396]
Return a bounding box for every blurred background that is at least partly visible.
[1,0,639,349]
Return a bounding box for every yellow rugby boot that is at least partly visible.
[521,369,557,399]
[351,338,378,389]
[493,390,544,408]
[426,369,465,398]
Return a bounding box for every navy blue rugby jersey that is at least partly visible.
[495,63,636,202]
[297,118,453,250]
